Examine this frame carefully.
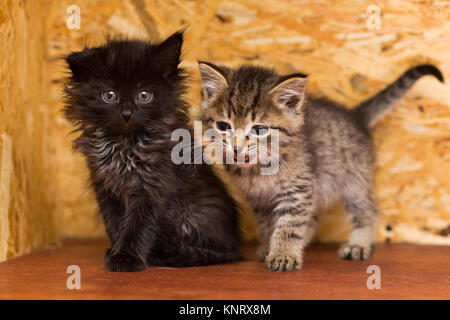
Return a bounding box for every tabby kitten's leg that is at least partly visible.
[304,215,318,244]
[255,212,272,262]
[338,182,377,260]
[265,184,315,271]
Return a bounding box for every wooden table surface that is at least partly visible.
[0,239,448,300]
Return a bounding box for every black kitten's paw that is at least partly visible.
[106,253,146,272]
[265,251,301,272]
[104,248,112,262]
[338,243,374,260]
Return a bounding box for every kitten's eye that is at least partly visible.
[102,90,118,103]
[251,125,270,137]
[216,121,232,132]
[136,90,153,104]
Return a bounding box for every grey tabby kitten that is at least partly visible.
[198,62,443,271]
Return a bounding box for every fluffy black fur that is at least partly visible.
[63,31,241,272]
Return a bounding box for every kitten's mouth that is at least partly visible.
[233,153,253,165]
[120,121,138,133]
[234,154,249,161]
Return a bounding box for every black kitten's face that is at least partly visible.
[64,32,185,136]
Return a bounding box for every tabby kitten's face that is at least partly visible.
[64,32,185,137]
[198,63,308,171]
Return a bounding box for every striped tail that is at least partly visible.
[355,64,444,128]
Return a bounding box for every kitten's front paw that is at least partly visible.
[106,253,146,272]
[265,251,301,272]
[104,248,112,262]
[338,243,374,260]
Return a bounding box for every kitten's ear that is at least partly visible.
[66,48,96,82]
[198,61,228,102]
[154,30,184,77]
[270,74,308,112]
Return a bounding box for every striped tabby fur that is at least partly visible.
[198,62,443,271]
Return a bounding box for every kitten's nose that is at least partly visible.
[121,110,132,122]
[234,147,249,162]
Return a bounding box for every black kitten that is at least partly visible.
[63,31,241,272]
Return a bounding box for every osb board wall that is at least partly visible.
[47,0,450,245]
[2,0,450,261]
[0,0,58,261]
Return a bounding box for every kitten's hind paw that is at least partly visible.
[106,253,146,272]
[338,243,374,260]
[265,252,301,272]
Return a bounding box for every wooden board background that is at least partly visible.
[1,0,450,261]
[0,0,58,261]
